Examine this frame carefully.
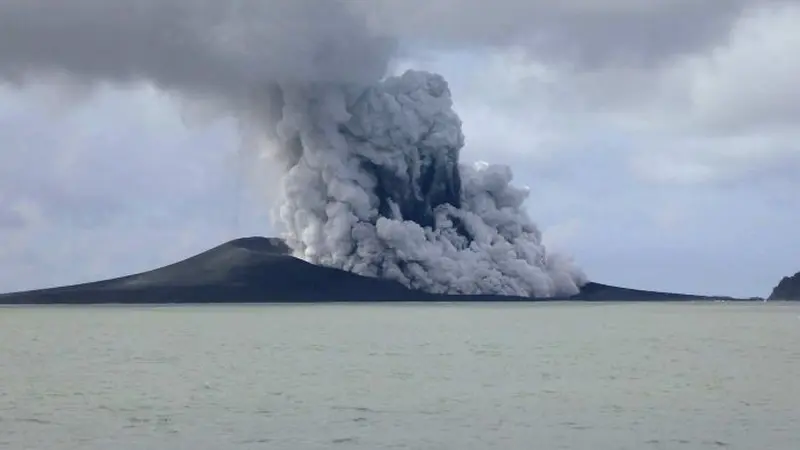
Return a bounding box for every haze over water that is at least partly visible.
[2,302,798,450]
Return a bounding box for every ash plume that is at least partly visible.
[0,0,586,297]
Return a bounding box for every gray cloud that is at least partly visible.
[0,0,393,115]
[423,0,800,187]
[1,0,785,90]
[1,0,799,297]
[360,0,778,68]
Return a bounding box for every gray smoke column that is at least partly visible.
[0,0,586,297]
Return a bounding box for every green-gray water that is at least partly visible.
[2,302,798,449]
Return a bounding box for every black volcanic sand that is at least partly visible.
[0,237,736,304]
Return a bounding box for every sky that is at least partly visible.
[1,0,799,298]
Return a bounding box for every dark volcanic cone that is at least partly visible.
[0,237,737,305]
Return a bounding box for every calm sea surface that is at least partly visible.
[1,302,798,450]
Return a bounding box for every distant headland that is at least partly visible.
[0,237,787,305]
[768,272,800,301]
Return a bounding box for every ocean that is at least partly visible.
[1,302,798,449]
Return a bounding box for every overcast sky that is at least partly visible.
[1,0,798,297]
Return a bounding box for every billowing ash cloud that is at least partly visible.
[0,0,586,297]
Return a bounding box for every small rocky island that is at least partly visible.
[768,272,800,301]
[0,236,733,304]
[0,236,794,304]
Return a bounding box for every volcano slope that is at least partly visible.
[0,237,732,304]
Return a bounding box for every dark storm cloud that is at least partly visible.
[0,0,393,105]
[359,0,787,67]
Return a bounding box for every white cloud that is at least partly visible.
[442,1,800,186]
[622,2,800,184]
[683,3,800,133]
